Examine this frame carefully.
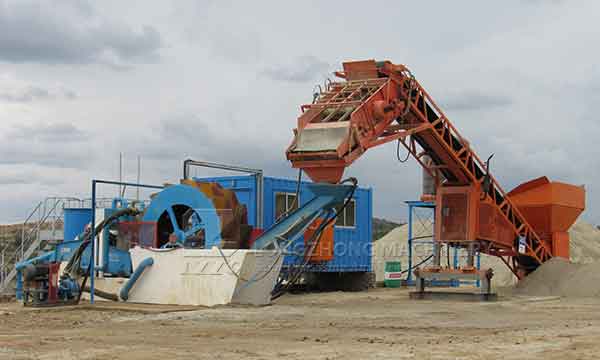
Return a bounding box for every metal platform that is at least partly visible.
[409,291,497,301]
[410,267,496,301]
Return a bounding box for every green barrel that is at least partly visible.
[384,261,402,288]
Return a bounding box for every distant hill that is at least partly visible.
[0,224,24,276]
[373,217,404,241]
[0,224,22,248]
[0,218,404,257]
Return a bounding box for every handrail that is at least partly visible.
[183,159,264,229]
[2,196,76,291]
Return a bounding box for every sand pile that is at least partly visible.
[372,225,411,282]
[371,222,516,284]
[480,255,517,287]
[371,220,600,287]
[568,221,600,264]
[514,258,600,297]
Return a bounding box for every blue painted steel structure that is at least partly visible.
[142,184,223,248]
[405,200,481,286]
[195,175,373,273]
[63,208,93,241]
[14,234,99,300]
[250,182,356,251]
[100,201,135,277]
[406,200,436,285]
[16,176,371,302]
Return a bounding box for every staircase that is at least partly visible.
[0,197,81,293]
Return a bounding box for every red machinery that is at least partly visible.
[286,59,585,280]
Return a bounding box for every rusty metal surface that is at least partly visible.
[285,59,586,277]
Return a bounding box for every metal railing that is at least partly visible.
[0,197,84,293]
[0,190,155,295]
[0,248,5,288]
[0,191,156,294]
[183,159,264,228]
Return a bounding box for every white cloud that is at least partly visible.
[0,0,162,68]
[261,56,331,83]
[0,0,598,227]
[0,72,77,103]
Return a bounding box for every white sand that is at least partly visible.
[372,220,600,287]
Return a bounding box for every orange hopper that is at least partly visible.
[507,176,585,259]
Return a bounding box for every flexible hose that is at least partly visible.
[271,177,358,300]
[64,207,139,304]
[64,207,140,277]
[82,286,119,301]
[398,254,434,275]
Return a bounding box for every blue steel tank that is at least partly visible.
[63,208,93,241]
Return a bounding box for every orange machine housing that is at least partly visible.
[507,177,585,259]
[435,184,515,252]
[304,218,335,262]
[435,178,585,259]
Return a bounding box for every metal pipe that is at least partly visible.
[118,152,123,197]
[14,252,54,300]
[467,243,475,267]
[136,155,141,201]
[90,179,164,304]
[15,271,22,300]
[91,180,96,304]
[407,203,413,282]
[432,242,441,267]
[94,179,164,190]
[476,250,481,288]
[0,250,2,284]
[453,244,458,269]
[120,257,154,301]
[183,159,264,228]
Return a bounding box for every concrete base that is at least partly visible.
[125,247,283,307]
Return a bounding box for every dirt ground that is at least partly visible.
[1,288,600,360]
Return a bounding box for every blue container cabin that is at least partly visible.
[194,175,373,274]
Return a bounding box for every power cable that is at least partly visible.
[396,139,410,163]
[394,70,417,164]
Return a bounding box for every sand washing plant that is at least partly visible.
[0,59,587,307]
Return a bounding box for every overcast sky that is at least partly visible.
[0,0,598,225]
